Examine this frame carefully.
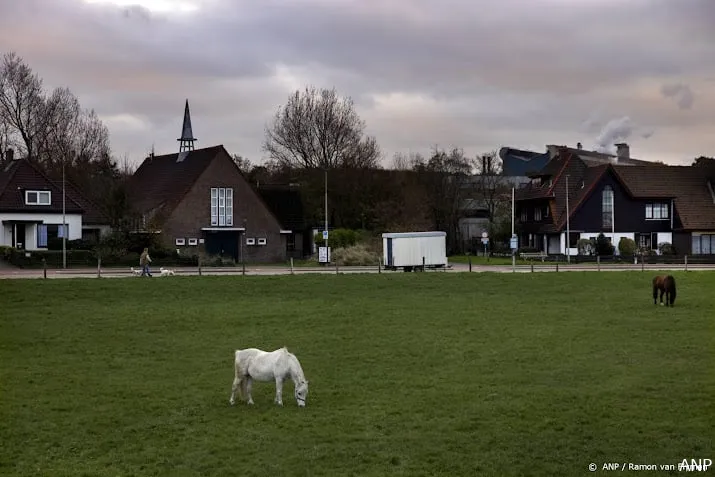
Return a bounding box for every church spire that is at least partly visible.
[177,99,197,152]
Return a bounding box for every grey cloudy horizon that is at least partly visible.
[1,0,713,167]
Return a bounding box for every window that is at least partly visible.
[534,208,542,221]
[37,224,68,247]
[188,238,198,246]
[520,208,528,223]
[602,185,613,229]
[210,187,234,227]
[637,233,651,250]
[645,203,669,220]
[257,238,267,246]
[175,238,185,246]
[692,234,714,255]
[37,225,48,248]
[25,190,51,206]
[246,237,256,245]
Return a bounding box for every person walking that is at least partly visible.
[140,247,153,277]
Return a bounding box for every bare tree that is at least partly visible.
[391,151,424,170]
[0,52,48,159]
[413,147,472,253]
[231,154,254,174]
[263,86,381,169]
[472,150,505,233]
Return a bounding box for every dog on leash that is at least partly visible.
[159,267,176,277]
[130,267,142,276]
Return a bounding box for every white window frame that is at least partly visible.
[25,190,51,206]
[175,238,185,246]
[645,203,669,220]
[534,208,542,221]
[602,186,614,228]
[210,188,218,226]
[211,187,234,227]
[188,238,198,246]
[257,238,267,246]
[246,237,256,245]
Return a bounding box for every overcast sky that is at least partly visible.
[1,0,713,167]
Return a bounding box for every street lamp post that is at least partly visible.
[566,174,570,263]
[324,167,329,264]
[62,157,66,269]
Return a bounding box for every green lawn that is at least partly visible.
[1,273,713,476]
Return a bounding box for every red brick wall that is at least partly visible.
[162,150,287,262]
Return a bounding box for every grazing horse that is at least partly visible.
[229,347,309,407]
[652,275,677,306]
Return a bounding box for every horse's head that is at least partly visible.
[295,380,309,407]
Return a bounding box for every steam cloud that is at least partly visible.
[660,83,694,110]
[593,116,634,154]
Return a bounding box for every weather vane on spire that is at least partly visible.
[178,99,197,152]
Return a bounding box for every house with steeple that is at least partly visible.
[125,100,292,263]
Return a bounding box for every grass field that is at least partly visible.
[1,272,713,476]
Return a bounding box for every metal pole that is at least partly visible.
[512,187,516,272]
[566,174,570,263]
[62,159,66,269]
[324,168,328,263]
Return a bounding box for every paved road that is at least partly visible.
[1,262,713,279]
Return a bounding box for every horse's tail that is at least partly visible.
[668,275,677,304]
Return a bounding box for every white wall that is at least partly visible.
[0,213,83,249]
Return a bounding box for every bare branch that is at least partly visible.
[263,86,381,169]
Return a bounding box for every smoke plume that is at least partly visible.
[593,116,634,154]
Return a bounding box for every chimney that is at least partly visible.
[5,148,14,162]
[577,142,583,150]
[615,143,630,160]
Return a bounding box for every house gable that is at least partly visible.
[0,159,83,214]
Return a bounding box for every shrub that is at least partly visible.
[595,233,614,256]
[658,242,676,255]
[618,237,636,256]
[314,228,362,249]
[331,244,380,266]
[577,238,595,255]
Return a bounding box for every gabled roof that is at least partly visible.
[50,178,110,225]
[256,184,307,231]
[517,150,715,232]
[126,145,226,214]
[0,159,84,214]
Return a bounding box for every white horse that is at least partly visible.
[229,347,309,407]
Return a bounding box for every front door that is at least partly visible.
[204,231,239,261]
[13,223,26,249]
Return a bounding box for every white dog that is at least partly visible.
[159,267,176,277]
[130,267,142,276]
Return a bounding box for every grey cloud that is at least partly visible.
[660,83,694,109]
[0,0,713,166]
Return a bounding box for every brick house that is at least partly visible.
[125,145,291,262]
[515,147,715,255]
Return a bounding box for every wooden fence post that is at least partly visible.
[641,257,644,272]
[597,255,601,271]
[290,257,294,275]
[530,263,534,273]
[335,262,339,274]
[242,261,246,276]
[684,255,688,272]
[43,258,47,279]
[468,254,472,272]
[97,254,101,278]
[378,258,381,274]
[198,255,202,276]
[555,263,559,272]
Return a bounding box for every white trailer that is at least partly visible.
[382,231,448,272]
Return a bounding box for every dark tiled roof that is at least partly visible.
[613,165,715,230]
[256,185,306,231]
[49,179,110,225]
[517,149,715,232]
[126,145,225,213]
[0,159,84,214]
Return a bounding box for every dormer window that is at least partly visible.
[25,190,51,206]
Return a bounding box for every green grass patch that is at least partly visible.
[1,272,713,476]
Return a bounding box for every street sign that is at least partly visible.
[510,235,518,250]
[322,230,329,240]
[481,231,488,239]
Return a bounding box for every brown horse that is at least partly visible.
[652,275,677,307]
